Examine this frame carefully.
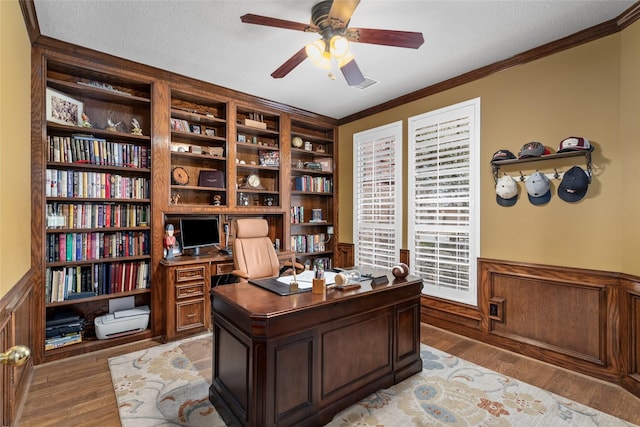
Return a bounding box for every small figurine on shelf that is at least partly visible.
[81,113,93,128]
[106,119,122,132]
[131,118,143,135]
[213,194,222,206]
[170,192,181,205]
[164,224,176,259]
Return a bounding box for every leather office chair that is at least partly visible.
[231,218,303,283]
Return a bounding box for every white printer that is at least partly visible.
[94,305,150,340]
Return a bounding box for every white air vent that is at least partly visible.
[353,77,378,90]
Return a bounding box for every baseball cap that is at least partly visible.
[558,137,594,153]
[495,175,518,207]
[558,166,590,202]
[518,142,548,158]
[490,149,517,163]
[525,171,551,205]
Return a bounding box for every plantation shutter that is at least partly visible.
[353,121,403,269]
[408,99,480,306]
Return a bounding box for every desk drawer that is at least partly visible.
[176,283,205,299]
[176,299,205,331]
[175,265,206,282]
[216,262,234,275]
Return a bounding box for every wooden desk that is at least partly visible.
[208,269,423,426]
[157,250,293,340]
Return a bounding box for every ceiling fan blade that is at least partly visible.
[340,58,365,87]
[346,28,424,49]
[328,0,361,27]
[241,14,318,33]
[271,47,308,79]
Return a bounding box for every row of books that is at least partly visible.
[293,175,333,193]
[45,332,82,350]
[291,206,305,224]
[46,202,149,229]
[47,134,150,168]
[45,261,150,303]
[291,234,327,254]
[290,206,326,224]
[46,169,150,199]
[46,231,150,263]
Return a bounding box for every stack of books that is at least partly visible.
[45,313,84,350]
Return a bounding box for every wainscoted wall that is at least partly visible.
[4,248,640,425]
[0,271,35,426]
[422,258,640,398]
[620,274,640,397]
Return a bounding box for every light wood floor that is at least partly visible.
[18,324,640,426]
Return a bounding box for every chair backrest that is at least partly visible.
[233,218,280,280]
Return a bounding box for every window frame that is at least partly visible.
[352,121,403,269]
[407,98,481,306]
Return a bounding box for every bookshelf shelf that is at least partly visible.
[45,288,150,308]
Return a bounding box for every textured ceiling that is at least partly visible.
[33,0,635,119]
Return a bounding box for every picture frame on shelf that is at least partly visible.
[46,88,83,126]
[238,134,246,143]
[317,158,333,173]
[259,150,280,166]
[170,118,186,132]
[205,128,216,137]
[190,124,201,134]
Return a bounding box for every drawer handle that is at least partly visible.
[187,314,196,318]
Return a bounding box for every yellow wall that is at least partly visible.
[620,20,640,275]
[0,0,32,296]
[339,30,633,274]
[2,2,639,299]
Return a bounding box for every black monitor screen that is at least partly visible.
[179,216,220,255]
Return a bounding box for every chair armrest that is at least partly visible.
[231,269,249,279]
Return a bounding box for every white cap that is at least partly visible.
[496,175,518,207]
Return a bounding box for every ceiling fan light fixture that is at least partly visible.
[317,51,332,69]
[305,39,326,62]
[329,35,350,58]
[242,1,424,85]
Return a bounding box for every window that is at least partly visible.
[408,99,480,306]
[353,121,403,269]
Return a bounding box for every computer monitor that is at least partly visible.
[179,216,220,256]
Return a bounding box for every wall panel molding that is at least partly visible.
[421,258,640,398]
[0,269,35,426]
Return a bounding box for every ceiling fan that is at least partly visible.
[241,0,424,86]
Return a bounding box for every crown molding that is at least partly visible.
[338,1,640,125]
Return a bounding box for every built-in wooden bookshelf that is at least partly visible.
[31,42,338,364]
[168,90,228,209]
[289,118,338,269]
[34,54,155,362]
[235,106,282,209]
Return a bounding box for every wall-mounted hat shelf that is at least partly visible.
[491,150,592,184]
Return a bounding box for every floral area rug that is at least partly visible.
[109,333,224,427]
[109,334,636,427]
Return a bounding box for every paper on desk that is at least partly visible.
[277,269,337,287]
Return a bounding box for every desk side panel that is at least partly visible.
[321,309,392,397]
[211,317,251,425]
